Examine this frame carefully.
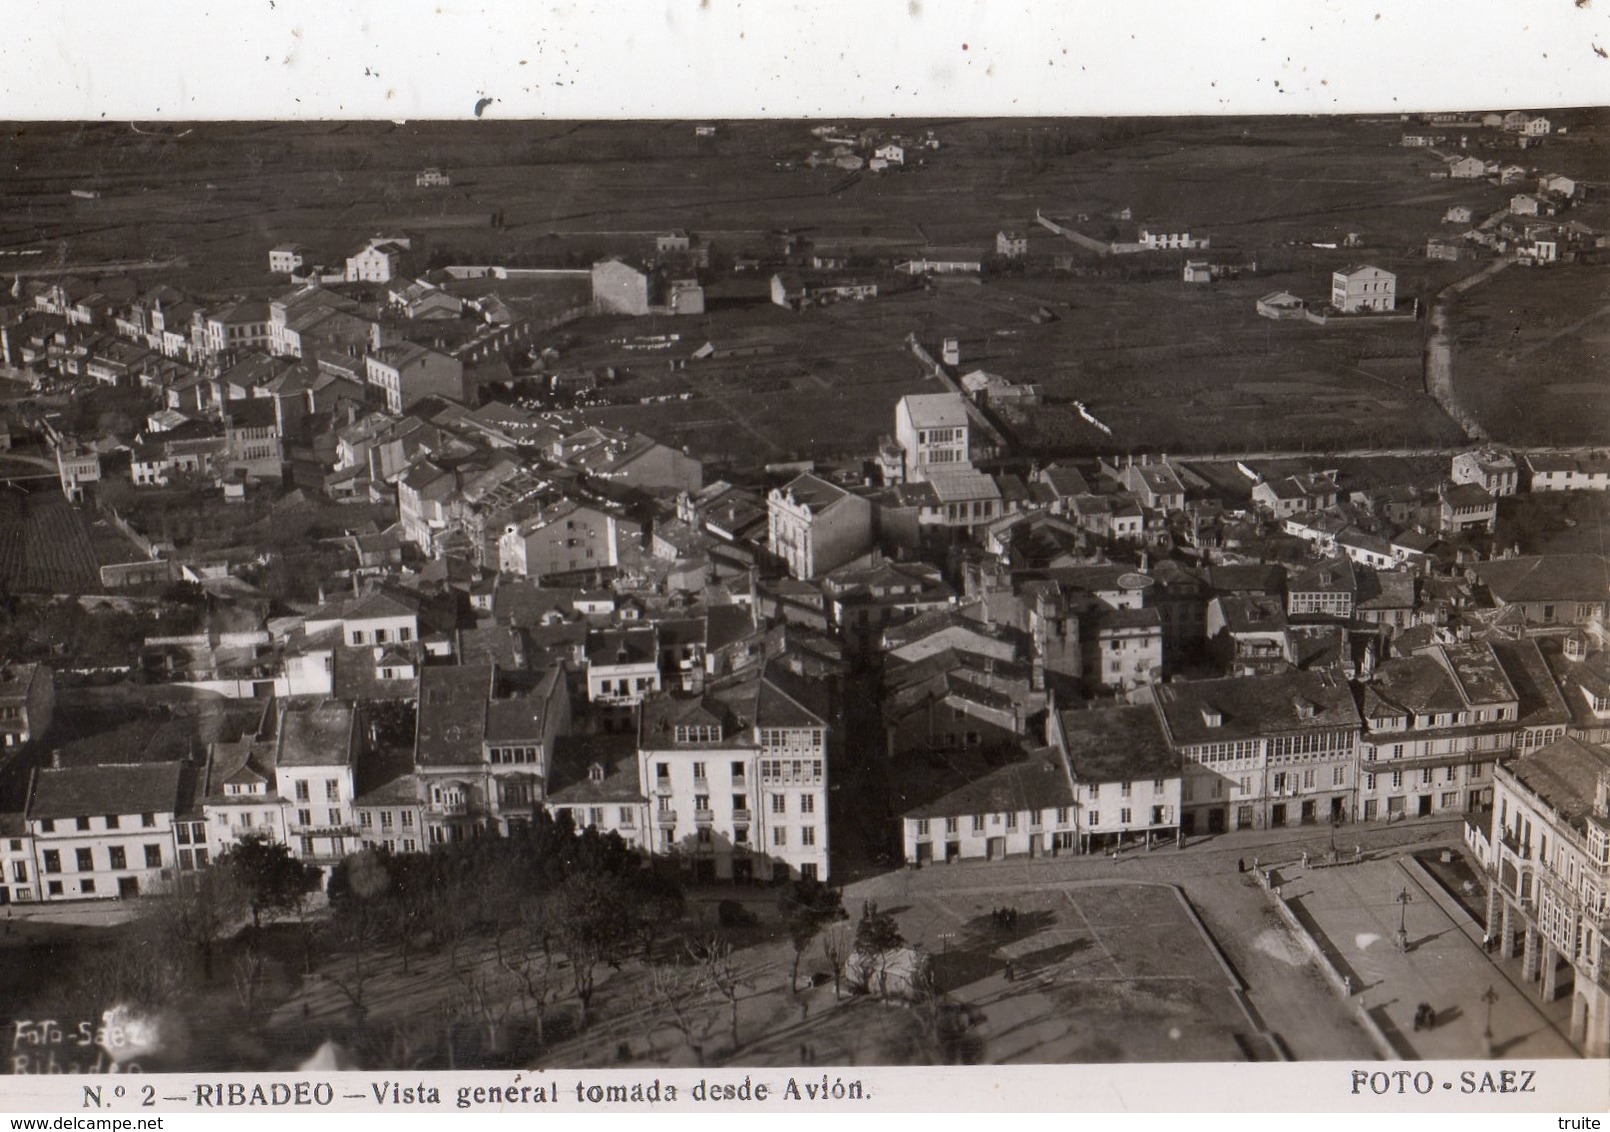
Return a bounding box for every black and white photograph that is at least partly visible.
[0,1,1606,1113]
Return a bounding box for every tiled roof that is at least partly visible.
[27,762,190,822]
[277,699,357,768]
[903,752,1073,819]
[1057,705,1176,783]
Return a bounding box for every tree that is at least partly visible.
[820,921,852,1001]
[549,871,633,1029]
[693,935,750,1054]
[147,867,247,982]
[217,835,321,932]
[854,900,905,1001]
[778,877,846,992]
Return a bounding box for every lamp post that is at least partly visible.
[1481,984,1499,1057]
[1394,886,1413,952]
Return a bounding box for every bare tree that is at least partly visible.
[693,935,750,1053]
[646,960,711,1066]
[494,902,560,1048]
[820,921,852,1001]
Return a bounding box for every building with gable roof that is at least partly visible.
[767,472,874,580]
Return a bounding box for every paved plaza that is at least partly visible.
[1276,856,1578,1059]
[850,814,1581,1062]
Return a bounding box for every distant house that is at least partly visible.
[1438,481,1497,533]
[896,247,983,275]
[1447,156,1487,180]
[1539,174,1577,199]
[874,143,905,166]
[269,244,310,275]
[1443,205,1475,225]
[364,342,465,413]
[415,167,452,187]
[1525,452,1610,493]
[1426,238,1468,262]
[995,230,1028,258]
[0,663,53,750]
[1511,193,1546,217]
[590,258,705,317]
[1255,291,1306,320]
[25,761,195,900]
[1451,447,1519,497]
[1330,264,1396,313]
[1522,116,1552,137]
[345,238,408,284]
[656,230,692,255]
[1471,554,1610,626]
[1138,228,1206,251]
[901,752,1076,865]
[1182,260,1213,284]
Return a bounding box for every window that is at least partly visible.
[326,780,341,801]
[972,814,985,833]
[1334,766,1346,786]
[108,846,126,870]
[76,848,93,872]
[300,836,315,856]
[380,812,394,830]
[295,781,310,802]
[731,760,746,782]
[11,861,25,883]
[1120,808,1132,825]
[1089,811,1100,826]
[800,794,815,815]
[772,827,787,848]
[916,819,930,836]
[656,763,670,782]
[945,817,958,835]
[47,880,62,896]
[619,807,635,827]
[297,809,312,827]
[694,794,710,814]
[802,827,816,847]
[1089,784,1099,800]
[693,762,707,781]
[1056,807,1070,826]
[1366,773,1377,791]
[105,814,119,830]
[1420,769,1433,785]
[1120,782,1131,798]
[76,817,90,831]
[400,811,413,829]
[81,879,95,894]
[1391,771,1404,789]
[771,795,786,815]
[732,794,747,814]
[39,820,53,833]
[360,812,373,829]
[144,845,161,868]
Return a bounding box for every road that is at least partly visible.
[1423,256,1514,443]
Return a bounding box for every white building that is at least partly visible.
[1488,738,1609,1056]
[1331,264,1396,313]
[24,762,194,901]
[345,238,409,284]
[767,472,874,580]
[1452,447,1520,497]
[894,393,971,483]
[639,667,830,882]
[1049,703,1183,853]
[303,590,419,649]
[274,699,359,868]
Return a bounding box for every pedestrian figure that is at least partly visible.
[1238,857,1246,874]
[1005,961,1015,982]
[1355,844,1363,864]
[1343,974,1352,995]
[1301,850,1310,869]
[801,999,809,1022]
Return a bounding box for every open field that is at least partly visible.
[1445,264,1610,446]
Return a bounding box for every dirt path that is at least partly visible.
[1424,256,1514,441]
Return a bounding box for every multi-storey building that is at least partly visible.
[275,699,359,868]
[1356,640,1569,822]
[1487,737,1610,1056]
[1050,703,1182,853]
[500,501,626,580]
[900,752,1075,865]
[894,393,970,483]
[1154,669,1361,835]
[639,666,829,882]
[767,473,874,580]
[413,664,571,842]
[23,761,196,900]
[1,815,39,904]
[1472,555,1609,627]
[1451,447,1520,497]
[1330,264,1396,312]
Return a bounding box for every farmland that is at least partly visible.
[1,115,1606,463]
[1444,263,1610,446]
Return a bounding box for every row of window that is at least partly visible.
[36,814,159,833]
[488,746,539,764]
[292,780,344,802]
[358,810,417,831]
[42,845,163,872]
[658,825,818,850]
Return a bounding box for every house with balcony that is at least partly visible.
[1154,669,1361,835]
[1356,639,1568,823]
[1487,737,1610,1057]
[1050,703,1181,854]
[584,626,662,710]
[894,393,971,484]
[767,472,874,581]
[412,663,570,843]
[199,727,288,864]
[639,665,830,882]
[23,761,197,901]
[353,775,427,856]
[274,698,359,868]
[1286,556,1358,620]
[1439,481,1497,534]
